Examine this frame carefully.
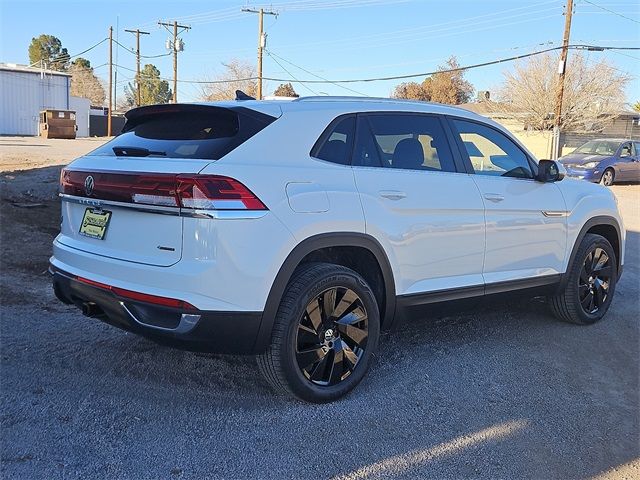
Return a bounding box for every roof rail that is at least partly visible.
[293,95,433,105]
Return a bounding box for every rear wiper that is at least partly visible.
[112,146,167,157]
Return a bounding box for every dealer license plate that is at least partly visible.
[79,208,112,240]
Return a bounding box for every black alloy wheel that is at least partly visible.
[296,287,368,386]
[578,247,612,315]
[257,263,380,403]
[549,233,617,325]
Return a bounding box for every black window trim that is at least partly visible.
[444,114,539,180]
[352,111,468,174]
[309,113,357,166]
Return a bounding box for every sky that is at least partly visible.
[1,0,639,105]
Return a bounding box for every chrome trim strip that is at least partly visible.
[121,302,202,334]
[59,194,268,219]
[542,210,569,217]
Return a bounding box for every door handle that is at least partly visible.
[379,190,406,200]
[483,193,504,203]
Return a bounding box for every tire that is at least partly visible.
[601,168,615,186]
[257,262,380,403]
[550,233,617,325]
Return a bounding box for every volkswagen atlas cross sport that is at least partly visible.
[51,97,625,403]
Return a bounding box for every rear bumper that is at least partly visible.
[51,266,263,354]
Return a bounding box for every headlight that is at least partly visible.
[582,161,600,169]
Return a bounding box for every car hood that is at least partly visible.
[559,153,613,165]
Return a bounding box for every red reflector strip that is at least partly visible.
[76,276,196,311]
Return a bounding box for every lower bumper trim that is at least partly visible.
[51,265,263,354]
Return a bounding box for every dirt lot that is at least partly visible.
[1,136,639,479]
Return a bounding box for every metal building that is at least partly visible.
[0,63,71,136]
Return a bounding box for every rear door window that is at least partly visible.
[89,106,276,160]
[353,114,456,172]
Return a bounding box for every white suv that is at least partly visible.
[51,97,625,403]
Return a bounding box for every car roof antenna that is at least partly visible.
[235,90,256,101]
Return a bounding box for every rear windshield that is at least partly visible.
[89,106,276,160]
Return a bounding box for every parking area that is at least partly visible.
[1,136,639,479]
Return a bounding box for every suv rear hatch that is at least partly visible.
[57,103,278,267]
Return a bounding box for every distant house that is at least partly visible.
[458,99,640,159]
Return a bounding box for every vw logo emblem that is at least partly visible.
[84,175,95,196]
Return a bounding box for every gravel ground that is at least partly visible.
[1,137,639,479]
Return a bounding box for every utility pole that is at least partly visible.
[108,26,113,137]
[242,7,277,100]
[124,28,150,107]
[552,0,574,159]
[158,20,190,103]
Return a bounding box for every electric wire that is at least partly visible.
[110,44,640,85]
[113,39,172,59]
[266,50,368,96]
[265,51,320,95]
[580,0,640,24]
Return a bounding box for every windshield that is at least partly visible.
[573,140,619,156]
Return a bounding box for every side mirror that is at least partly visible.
[537,159,564,183]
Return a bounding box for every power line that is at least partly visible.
[265,51,320,96]
[67,37,109,61]
[113,45,639,86]
[113,39,171,59]
[264,1,561,52]
[580,0,640,24]
[266,50,367,96]
[185,1,561,57]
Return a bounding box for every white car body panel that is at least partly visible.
[472,176,567,285]
[51,97,625,318]
[353,168,485,295]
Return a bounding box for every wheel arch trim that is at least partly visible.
[561,215,623,290]
[253,232,396,353]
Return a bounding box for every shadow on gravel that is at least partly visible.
[1,165,638,479]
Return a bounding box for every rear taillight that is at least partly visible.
[60,169,266,211]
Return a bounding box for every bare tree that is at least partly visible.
[200,59,257,101]
[68,60,106,106]
[496,52,631,131]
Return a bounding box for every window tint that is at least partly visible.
[353,114,456,172]
[313,115,356,165]
[452,119,533,179]
[89,107,275,160]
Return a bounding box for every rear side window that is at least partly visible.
[89,106,276,160]
[311,115,356,165]
[353,114,456,172]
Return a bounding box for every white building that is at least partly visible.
[0,63,83,136]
